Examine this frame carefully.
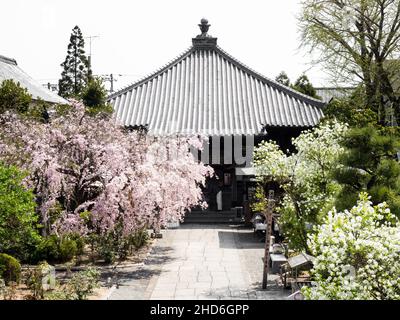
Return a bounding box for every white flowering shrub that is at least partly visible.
[254,120,348,252]
[303,193,400,300]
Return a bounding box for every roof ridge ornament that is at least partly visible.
[192,18,217,49]
[198,18,211,37]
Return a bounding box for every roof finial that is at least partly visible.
[193,18,217,48]
[198,18,210,37]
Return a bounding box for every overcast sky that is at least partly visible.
[1,0,332,92]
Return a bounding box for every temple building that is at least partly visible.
[108,19,325,220]
[0,54,67,105]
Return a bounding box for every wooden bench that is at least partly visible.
[269,253,287,274]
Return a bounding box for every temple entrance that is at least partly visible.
[202,175,219,211]
[186,166,254,224]
[202,166,235,211]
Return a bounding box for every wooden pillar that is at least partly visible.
[262,190,275,290]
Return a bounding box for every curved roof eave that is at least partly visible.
[0,54,68,105]
[108,47,194,100]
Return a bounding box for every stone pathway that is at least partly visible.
[108,224,289,300]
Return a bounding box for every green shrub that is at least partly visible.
[34,235,79,264]
[0,253,21,285]
[58,238,78,262]
[0,79,32,114]
[25,262,46,300]
[130,228,149,250]
[90,226,149,264]
[95,233,116,264]
[34,236,59,263]
[44,267,100,300]
[0,164,41,262]
[1,281,17,300]
[67,267,100,300]
[68,234,85,256]
[23,99,51,122]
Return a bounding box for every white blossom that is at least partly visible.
[303,193,400,300]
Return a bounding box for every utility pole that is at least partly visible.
[110,74,114,92]
[262,189,275,290]
[100,74,122,93]
[85,35,100,74]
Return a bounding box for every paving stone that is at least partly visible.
[151,290,175,297]
[176,281,190,289]
[196,270,210,276]
[179,272,198,279]
[210,282,230,289]
[108,224,290,300]
[196,295,217,300]
[175,295,198,300]
[150,295,174,300]
[153,283,177,291]
[156,277,179,284]
[190,281,212,289]
[206,266,225,272]
[210,271,228,277]
[175,288,195,296]
[179,266,198,272]
[197,276,212,283]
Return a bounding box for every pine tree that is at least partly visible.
[81,77,113,115]
[334,125,400,217]
[275,72,320,99]
[58,26,91,98]
[292,75,320,99]
[275,71,291,87]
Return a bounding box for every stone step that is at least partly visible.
[187,213,238,218]
[182,219,242,224]
[183,217,243,224]
[183,209,244,224]
[184,216,238,221]
[190,210,237,214]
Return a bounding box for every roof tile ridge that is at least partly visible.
[0,54,17,65]
[215,45,325,108]
[108,47,194,100]
[15,64,69,104]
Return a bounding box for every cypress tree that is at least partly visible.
[58,26,91,98]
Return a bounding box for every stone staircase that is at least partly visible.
[182,209,243,224]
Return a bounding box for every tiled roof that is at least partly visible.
[315,87,354,103]
[108,22,325,136]
[0,54,68,104]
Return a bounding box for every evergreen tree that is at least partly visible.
[275,72,320,99]
[292,75,320,99]
[275,71,291,86]
[0,79,32,114]
[323,88,378,128]
[58,26,90,98]
[334,125,400,217]
[81,77,113,115]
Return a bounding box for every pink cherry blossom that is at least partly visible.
[0,101,213,237]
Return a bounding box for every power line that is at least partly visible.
[98,74,122,93]
[38,73,141,94]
